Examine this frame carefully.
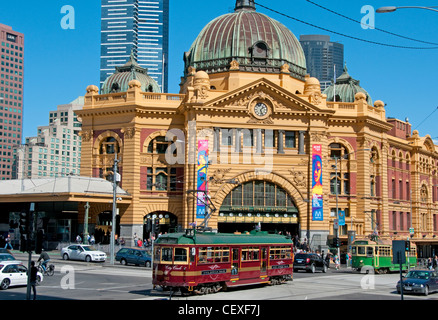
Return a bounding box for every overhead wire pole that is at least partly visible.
[110,152,120,265]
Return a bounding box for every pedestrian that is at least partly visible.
[427,257,433,270]
[133,233,138,246]
[90,235,95,245]
[433,255,438,271]
[334,254,340,270]
[4,234,13,250]
[29,261,38,300]
[325,252,331,268]
[76,234,82,244]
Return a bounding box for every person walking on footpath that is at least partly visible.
[4,234,13,250]
[29,261,38,300]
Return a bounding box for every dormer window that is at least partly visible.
[251,41,270,65]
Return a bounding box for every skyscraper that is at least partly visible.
[13,97,83,179]
[299,35,344,91]
[0,23,24,180]
[100,0,169,93]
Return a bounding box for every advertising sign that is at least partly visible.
[312,144,323,221]
[6,33,17,43]
[196,140,209,219]
[338,210,346,226]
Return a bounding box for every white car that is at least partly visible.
[0,261,43,290]
[61,244,107,262]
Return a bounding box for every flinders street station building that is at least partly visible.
[16,0,437,256]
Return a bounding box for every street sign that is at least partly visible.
[409,228,414,235]
[333,219,339,230]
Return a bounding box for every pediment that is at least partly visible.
[203,78,333,118]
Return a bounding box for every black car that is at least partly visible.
[115,248,151,267]
[293,253,327,273]
[396,270,438,296]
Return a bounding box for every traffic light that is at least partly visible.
[19,212,30,235]
[405,240,411,252]
[20,234,31,252]
[333,237,340,248]
[35,230,44,254]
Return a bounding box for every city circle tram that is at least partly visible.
[351,239,417,274]
[152,229,294,295]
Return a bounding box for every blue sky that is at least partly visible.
[0,0,437,140]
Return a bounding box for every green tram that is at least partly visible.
[351,239,417,274]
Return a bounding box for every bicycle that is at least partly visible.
[37,261,55,276]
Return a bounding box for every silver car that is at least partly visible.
[61,245,107,262]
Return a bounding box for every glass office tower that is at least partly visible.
[299,35,344,91]
[100,0,169,93]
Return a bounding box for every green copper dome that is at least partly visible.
[101,52,161,94]
[323,65,372,104]
[183,0,307,80]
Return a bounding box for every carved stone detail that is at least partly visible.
[289,169,307,188]
[80,130,94,142]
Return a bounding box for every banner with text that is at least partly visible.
[312,144,324,221]
[196,140,209,219]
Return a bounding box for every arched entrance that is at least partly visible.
[217,180,300,236]
[143,212,178,240]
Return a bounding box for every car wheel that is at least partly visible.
[36,275,42,285]
[322,265,328,273]
[1,278,10,290]
[85,255,92,263]
[424,286,429,296]
[120,259,127,265]
[145,261,151,268]
[310,264,316,273]
[63,253,69,260]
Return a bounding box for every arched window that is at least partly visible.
[221,181,297,212]
[329,143,348,159]
[147,136,170,154]
[100,137,120,155]
[251,41,270,65]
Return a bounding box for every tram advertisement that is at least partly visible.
[197,140,209,219]
[312,144,323,221]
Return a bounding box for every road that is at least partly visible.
[1,252,436,301]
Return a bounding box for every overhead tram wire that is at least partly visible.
[254,2,438,50]
[304,0,438,46]
[413,106,438,131]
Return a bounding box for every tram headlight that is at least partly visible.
[164,270,169,276]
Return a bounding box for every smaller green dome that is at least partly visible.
[101,52,161,94]
[323,65,372,105]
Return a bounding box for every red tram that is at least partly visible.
[152,229,294,295]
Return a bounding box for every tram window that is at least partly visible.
[174,248,188,263]
[358,247,366,255]
[161,247,173,262]
[199,247,230,264]
[367,247,374,256]
[154,247,161,262]
[352,247,357,255]
[270,247,291,260]
[233,248,239,261]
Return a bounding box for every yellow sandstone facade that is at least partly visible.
[76,1,438,256]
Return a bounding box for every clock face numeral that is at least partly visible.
[254,103,268,117]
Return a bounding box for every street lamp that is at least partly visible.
[377,6,438,13]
